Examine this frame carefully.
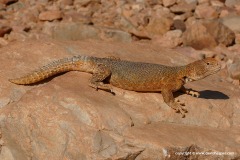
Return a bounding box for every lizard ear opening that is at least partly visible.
[183,76,189,83]
[183,76,194,83]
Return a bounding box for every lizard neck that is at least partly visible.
[176,65,194,83]
[179,61,207,83]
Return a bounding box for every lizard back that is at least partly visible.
[107,60,184,91]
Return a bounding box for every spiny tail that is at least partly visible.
[9,55,93,85]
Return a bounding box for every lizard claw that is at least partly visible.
[174,98,185,106]
[89,82,115,94]
[109,88,115,95]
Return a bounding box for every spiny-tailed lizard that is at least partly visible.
[9,55,221,117]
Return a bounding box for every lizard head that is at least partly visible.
[184,58,221,82]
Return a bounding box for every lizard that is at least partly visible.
[9,55,221,117]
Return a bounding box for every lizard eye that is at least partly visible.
[206,62,210,65]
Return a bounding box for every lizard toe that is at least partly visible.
[187,90,200,97]
[171,102,188,117]
[174,98,185,106]
[181,107,188,113]
[190,91,200,97]
[179,107,187,117]
[181,112,186,118]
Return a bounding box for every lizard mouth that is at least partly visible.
[192,65,221,81]
[208,65,221,74]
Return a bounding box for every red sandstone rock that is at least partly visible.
[183,20,235,49]
[0,37,8,46]
[235,33,240,44]
[170,2,196,13]
[198,0,210,4]
[195,5,219,19]
[1,0,17,5]
[39,10,62,21]
[162,0,176,7]
[173,19,186,31]
[0,1,240,158]
[219,9,230,17]
[174,11,193,21]
[210,0,225,7]
[154,30,183,48]
[146,17,173,36]
[221,16,240,33]
[0,0,238,45]
[183,22,217,49]
[227,55,240,81]
[0,40,239,159]
[0,26,12,37]
[225,0,240,7]
[202,20,235,46]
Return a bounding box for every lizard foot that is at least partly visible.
[187,90,200,97]
[89,82,115,95]
[185,88,200,97]
[89,63,115,94]
[171,100,188,118]
[180,87,200,98]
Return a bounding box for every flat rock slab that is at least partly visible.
[0,40,239,159]
[124,122,240,159]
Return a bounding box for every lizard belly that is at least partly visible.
[109,73,165,91]
[109,72,184,92]
[108,61,182,92]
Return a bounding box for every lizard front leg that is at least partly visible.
[162,90,188,118]
[180,86,200,97]
[88,63,114,94]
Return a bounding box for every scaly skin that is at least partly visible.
[9,55,221,117]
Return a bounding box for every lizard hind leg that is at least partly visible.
[88,63,114,94]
